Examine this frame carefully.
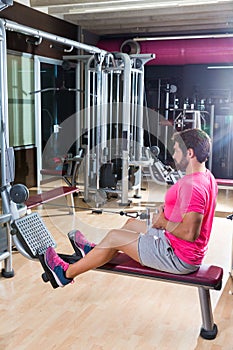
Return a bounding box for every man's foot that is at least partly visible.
[44,247,73,288]
[68,230,95,257]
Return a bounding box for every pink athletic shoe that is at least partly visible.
[44,247,73,287]
[68,230,95,257]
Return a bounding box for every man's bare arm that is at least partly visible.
[152,209,203,242]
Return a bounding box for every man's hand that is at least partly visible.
[152,205,203,242]
[152,205,167,230]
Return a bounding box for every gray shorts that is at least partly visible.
[138,228,199,275]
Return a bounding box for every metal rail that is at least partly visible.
[3,19,108,56]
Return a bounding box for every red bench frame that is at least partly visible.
[98,253,223,340]
[40,248,223,340]
[216,178,233,190]
[38,218,223,341]
[25,186,79,215]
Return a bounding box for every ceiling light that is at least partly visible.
[134,33,233,41]
[179,0,232,4]
[207,65,233,69]
[67,0,232,14]
[69,1,178,14]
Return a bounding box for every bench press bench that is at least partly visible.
[25,186,79,215]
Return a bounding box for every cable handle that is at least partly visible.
[120,211,140,218]
[140,207,160,229]
[92,209,141,218]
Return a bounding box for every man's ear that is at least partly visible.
[187,148,195,158]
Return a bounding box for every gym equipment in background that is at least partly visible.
[0,18,107,277]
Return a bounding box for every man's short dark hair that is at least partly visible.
[173,128,211,163]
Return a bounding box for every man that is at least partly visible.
[43,128,218,288]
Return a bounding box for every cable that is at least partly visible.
[36,201,148,219]
[144,90,152,149]
[1,119,15,185]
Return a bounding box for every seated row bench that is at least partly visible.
[40,250,223,340]
[25,186,79,215]
[98,253,223,340]
[216,178,233,190]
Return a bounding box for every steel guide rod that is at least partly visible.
[3,19,108,56]
[0,19,9,188]
[0,20,13,275]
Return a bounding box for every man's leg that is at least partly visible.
[68,218,147,257]
[121,218,147,233]
[68,230,96,256]
[66,229,140,279]
[43,228,141,287]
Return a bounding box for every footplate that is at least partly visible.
[12,213,56,259]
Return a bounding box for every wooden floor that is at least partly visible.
[1,180,233,350]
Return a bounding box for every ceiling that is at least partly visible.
[17,0,233,38]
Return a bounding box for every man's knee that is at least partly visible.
[104,229,120,246]
[121,218,136,230]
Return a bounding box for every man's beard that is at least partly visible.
[174,156,189,172]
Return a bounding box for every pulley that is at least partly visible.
[120,39,141,55]
[10,184,29,204]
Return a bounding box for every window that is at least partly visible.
[7,52,35,147]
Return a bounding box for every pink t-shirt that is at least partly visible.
[164,169,218,265]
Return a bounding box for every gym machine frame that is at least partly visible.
[66,52,155,206]
[0,18,176,277]
[0,18,108,276]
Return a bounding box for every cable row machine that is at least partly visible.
[0,17,227,341]
[0,19,180,276]
[0,18,109,276]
